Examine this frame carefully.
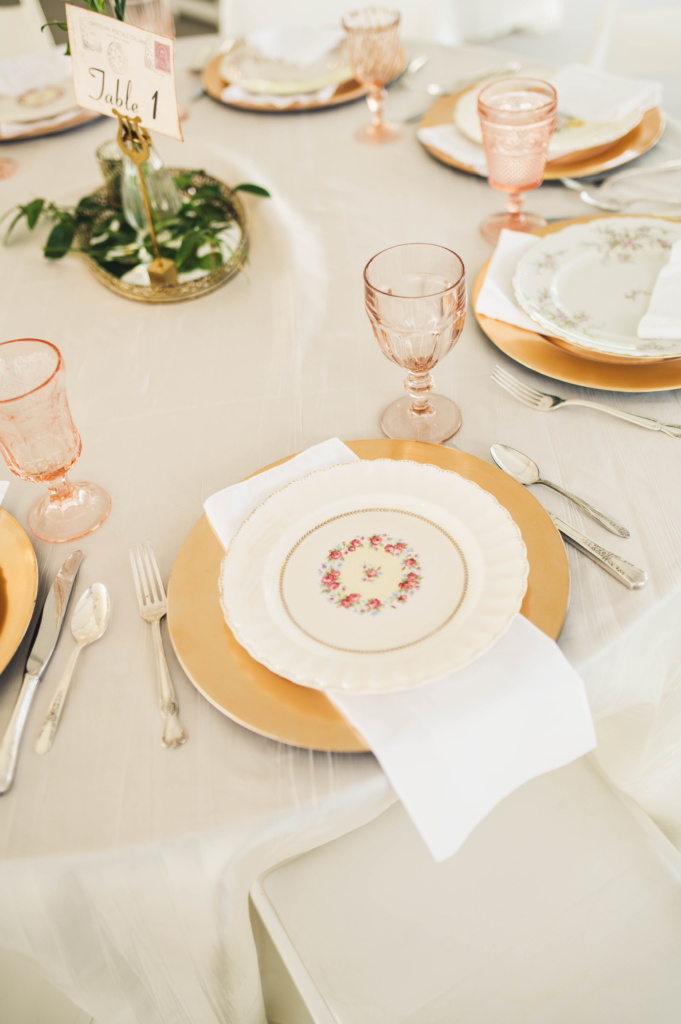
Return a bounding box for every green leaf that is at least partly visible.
[232,183,271,197]
[114,0,127,20]
[41,20,67,32]
[175,229,204,271]
[44,218,76,259]
[24,198,46,230]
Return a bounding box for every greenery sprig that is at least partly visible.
[2,172,270,279]
[42,0,127,52]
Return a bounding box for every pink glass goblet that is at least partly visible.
[477,77,557,245]
[0,338,111,542]
[124,0,175,36]
[364,243,467,443]
[342,7,403,144]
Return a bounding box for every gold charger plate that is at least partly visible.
[473,214,681,392]
[166,439,570,752]
[0,109,100,142]
[419,92,665,181]
[203,51,367,111]
[0,509,38,676]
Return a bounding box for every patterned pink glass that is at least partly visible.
[124,0,175,36]
[477,78,557,245]
[342,7,403,144]
[364,243,467,443]
[0,339,110,542]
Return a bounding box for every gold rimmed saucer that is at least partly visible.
[0,509,38,676]
[419,91,665,181]
[166,439,570,752]
[473,214,681,392]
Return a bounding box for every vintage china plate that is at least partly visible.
[454,79,643,162]
[203,51,366,110]
[419,92,665,181]
[219,29,351,96]
[0,509,39,676]
[0,78,80,124]
[513,217,681,359]
[218,459,529,693]
[167,440,569,751]
[473,215,681,391]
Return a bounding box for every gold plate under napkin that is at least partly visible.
[474,215,681,391]
[0,509,38,676]
[419,92,665,181]
[0,109,99,142]
[202,52,368,111]
[166,439,570,752]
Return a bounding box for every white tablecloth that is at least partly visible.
[1,38,681,1024]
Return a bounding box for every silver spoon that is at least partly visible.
[489,444,630,538]
[35,583,111,755]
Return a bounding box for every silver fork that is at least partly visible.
[130,543,187,748]
[491,365,681,438]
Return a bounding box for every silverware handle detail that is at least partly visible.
[151,619,187,748]
[35,646,82,756]
[566,399,681,438]
[551,516,647,590]
[539,479,629,537]
[0,673,40,794]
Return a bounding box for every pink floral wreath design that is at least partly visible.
[319,533,422,616]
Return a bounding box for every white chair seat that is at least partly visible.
[251,756,681,1024]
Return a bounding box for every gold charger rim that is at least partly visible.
[0,108,100,142]
[473,213,681,392]
[419,92,665,181]
[166,439,570,753]
[202,51,368,111]
[0,508,38,677]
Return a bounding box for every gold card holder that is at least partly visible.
[113,109,178,287]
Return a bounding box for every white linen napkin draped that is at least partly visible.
[220,83,338,108]
[205,438,595,861]
[475,229,541,331]
[0,48,71,96]
[638,238,681,340]
[244,26,345,67]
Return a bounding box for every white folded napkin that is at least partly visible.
[416,123,488,175]
[245,26,345,67]
[474,229,542,332]
[205,438,595,861]
[0,47,71,96]
[638,238,681,340]
[220,82,338,108]
[549,64,662,122]
[0,481,8,507]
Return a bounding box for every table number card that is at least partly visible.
[64,4,182,141]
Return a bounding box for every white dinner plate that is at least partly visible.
[454,77,643,161]
[0,78,79,124]
[219,460,528,693]
[219,27,351,96]
[513,217,681,360]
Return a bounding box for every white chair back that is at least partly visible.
[0,0,54,59]
[588,0,681,77]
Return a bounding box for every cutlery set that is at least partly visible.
[489,368,653,590]
[0,541,185,794]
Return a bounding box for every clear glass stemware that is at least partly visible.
[342,7,403,144]
[364,242,467,443]
[477,77,557,245]
[0,338,111,542]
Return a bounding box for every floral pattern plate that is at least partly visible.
[513,218,681,360]
[219,459,528,693]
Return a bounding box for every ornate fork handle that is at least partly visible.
[565,399,681,438]
[151,619,187,748]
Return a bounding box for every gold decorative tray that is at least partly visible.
[78,168,249,304]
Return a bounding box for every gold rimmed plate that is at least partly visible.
[0,509,39,676]
[203,51,367,112]
[473,214,681,392]
[419,91,665,181]
[166,439,570,752]
[0,109,100,142]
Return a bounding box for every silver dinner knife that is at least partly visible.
[550,515,647,590]
[0,549,83,794]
